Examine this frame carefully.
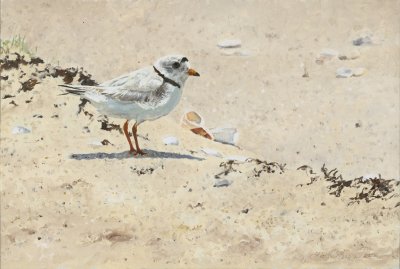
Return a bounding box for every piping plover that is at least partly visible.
[60,55,200,155]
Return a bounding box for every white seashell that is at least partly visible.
[352,68,366,77]
[12,126,31,134]
[201,148,222,158]
[320,48,339,57]
[217,39,242,48]
[162,136,179,146]
[225,155,249,162]
[89,141,103,147]
[336,67,353,78]
[220,49,251,56]
[210,127,239,145]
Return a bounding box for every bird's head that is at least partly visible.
[153,55,200,86]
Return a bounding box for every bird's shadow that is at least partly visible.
[70,149,204,161]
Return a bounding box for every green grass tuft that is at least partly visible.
[0,35,36,56]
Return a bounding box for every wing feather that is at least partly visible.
[60,66,165,103]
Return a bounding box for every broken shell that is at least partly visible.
[209,127,239,145]
[191,127,213,140]
[217,39,242,48]
[201,148,222,157]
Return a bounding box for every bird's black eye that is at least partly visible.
[172,62,180,69]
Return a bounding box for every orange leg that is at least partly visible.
[123,120,136,154]
[132,123,146,155]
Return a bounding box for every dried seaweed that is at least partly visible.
[297,164,399,205]
[0,53,28,70]
[348,176,399,205]
[215,160,240,179]
[19,78,39,92]
[214,159,285,180]
[251,159,285,176]
[130,166,155,176]
[98,117,122,134]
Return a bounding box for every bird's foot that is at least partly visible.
[129,149,137,155]
[135,149,146,156]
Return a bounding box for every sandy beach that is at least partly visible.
[1,0,399,268]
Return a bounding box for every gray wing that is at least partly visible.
[60,67,165,103]
[99,66,164,102]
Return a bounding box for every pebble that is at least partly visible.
[162,136,179,146]
[201,148,222,157]
[89,141,104,147]
[12,126,31,134]
[336,67,353,78]
[220,49,251,56]
[352,67,366,77]
[320,48,338,58]
[353,36,372,46]
[336,67,366,78]
[338,49,360,60]
[315,49,338,64]
[213,179,231,188]
[217,39,242,48]
[225,155,249,162]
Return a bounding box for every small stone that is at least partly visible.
[225,155,249,162]
[353,36,372,46]
[336,67,353,78]
[352,67,366,77]
[338,49,360,60]
[220,49,251,56]
[241,208,249,214]
[217,39,242,48]
[162,136,179,146]
[201,148,222,157]
[320,48,338,58]
[321,202,326,206]
[89,141,103,147]
[355,122,362,128]
[12,126,31,134]
[213,179,231,188]
[316,49,338,64]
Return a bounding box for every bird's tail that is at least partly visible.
[58,84,88,96]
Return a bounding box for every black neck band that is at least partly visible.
[153,66,180,88]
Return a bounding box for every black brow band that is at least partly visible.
[153,66,180,88]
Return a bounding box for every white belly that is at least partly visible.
[89,87,182,123]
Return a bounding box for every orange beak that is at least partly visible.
[188,68,200,76]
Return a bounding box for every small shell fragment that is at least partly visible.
[201,148,222,158]
[191,127,213,140]
[210,127,239,145]
[12,126,31,134]
[217,39,242,48]
[336,67,353,78]
[162,136,179,146]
